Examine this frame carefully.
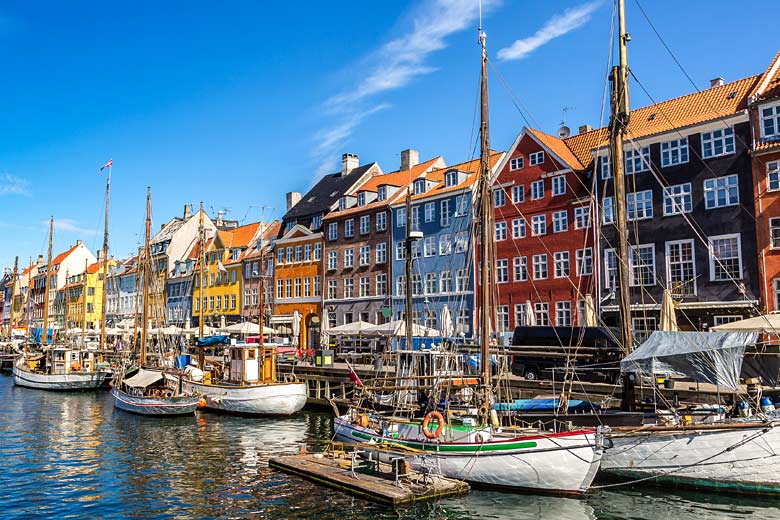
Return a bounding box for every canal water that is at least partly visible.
[1,373,779,519]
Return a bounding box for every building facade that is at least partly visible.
[240,221,279,327]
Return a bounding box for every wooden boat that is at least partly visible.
[111,368,204,415]
[13,347,108,390]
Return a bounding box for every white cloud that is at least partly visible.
[0,173,31,196]
[497,1,601,61]
[45,219,97,236]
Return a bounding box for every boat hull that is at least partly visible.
[13,359,108,390]
[333,416,602,494]
[111,387,201,416]
[601,422,780,494]
[181,380,307,415]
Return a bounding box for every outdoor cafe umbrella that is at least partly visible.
[440,304,454,338]
[326,321,375,335]
[292,310,301,346]
[524,300,537,326]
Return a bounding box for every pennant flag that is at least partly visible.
[345,359,363,387]
[99,159,113,172]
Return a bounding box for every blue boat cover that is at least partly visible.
[493,399,599,412]
[195,335,230,347]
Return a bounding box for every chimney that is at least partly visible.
[97,250,105,262]
[216,210,224,227]
[341,153,359,176]
[37,255,44,266]
[578,124,592,134]
[400,149,419,171]
[710,77,725,88]
[183,204,192,219]
[286,191,302,211]
[76,240,83,246]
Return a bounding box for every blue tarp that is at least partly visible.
[493,399,600,412]
[195,335,230,347]
[32,327,55,344]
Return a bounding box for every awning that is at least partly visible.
[712,313,780,334]
[123,368,164,388]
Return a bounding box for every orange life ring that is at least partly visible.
[356,413,370,428]
[197,397,207,408]
[422,411,445,439]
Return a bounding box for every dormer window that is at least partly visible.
[339,197,348,211]
[377,186,387,201]
[444,170,458,187]
[311,214,322,230]
[761,103,780,139]
[413,179,427,195]
[357,192,366,206]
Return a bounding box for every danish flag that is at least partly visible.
[99,159,113,172]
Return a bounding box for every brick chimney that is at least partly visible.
[97,249,105,262]
[286,191,301,211]
[341,153,359,176]
[37,255,44,266]
[216,210,224,228]
[401,149,419,171]
[710,77,725,88]
[578,124,592,134]
[183,204,192,219]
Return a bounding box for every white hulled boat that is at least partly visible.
[14,346,108,390]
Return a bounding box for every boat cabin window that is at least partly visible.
[247,349,256,360]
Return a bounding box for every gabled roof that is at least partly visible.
[222,222,261,250]
[749,51,780,104]
[283,162,381,221]
[241,221,281,261]
[409,152,504,202]
[527,128,585,170]
[150,217,184,245]
[324,157,444,220]
[52,243,81,267]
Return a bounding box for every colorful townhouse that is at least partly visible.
[166,252,196,327]
[749,52,780,312]
[240,221,280,327]
[2,261,36,333]
[64,258,117,330]
[391,154,503,337]
[105,257,139,328]
[491,128,594,331]
[323,150,444,328]
[275,153,381,348]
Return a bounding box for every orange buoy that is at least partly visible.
[356,413,370,428]
[197,397,208,408]
[422,411,445,439]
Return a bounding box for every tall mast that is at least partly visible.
[25,256,32,345]
[63,269,69,338]
[42,217,54,345]
[257,229,265,348]
[197,202,205,369]
[81,259,88,348]
[141,187,151,365]
[404,189,414,351]
[9,256,18,339]
[99,163,111,351]
[477,24,494,416]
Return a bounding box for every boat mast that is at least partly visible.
[404,189,414,352]
[477,23,494,418]
[197,202,205,369]
[42,217,53,345]
[63,269,69,338]
[25,256,32,349]
[141,187,151,366]
[99,163,111,352]
[81,259,88,349]
[257,229,265,349]
[9,256,18,339]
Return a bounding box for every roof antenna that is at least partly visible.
[558,106,574,138]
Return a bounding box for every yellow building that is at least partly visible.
[193,223,261,328]
[65,259,117,330]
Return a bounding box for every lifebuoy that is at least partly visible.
[356,413,370,428]
[422,411,445,439]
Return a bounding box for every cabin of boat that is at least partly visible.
[196,344,279,386]
[25,346,100,375]
[118,368,184,397]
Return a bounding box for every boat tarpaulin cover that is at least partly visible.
[620,331,757,391]
[123,368,164,388]
[196,335,230,347]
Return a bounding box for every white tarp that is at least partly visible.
[620,331,758,391]
[122,368,164,388]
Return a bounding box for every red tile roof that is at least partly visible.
[51,243,80,266]
[527,128,585,170]
[749,52,780,103]
[410,152,504,201]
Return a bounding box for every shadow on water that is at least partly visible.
[1,374,779,519]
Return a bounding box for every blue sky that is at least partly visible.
[0,0,776,269]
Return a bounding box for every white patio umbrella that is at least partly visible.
[156,325,183,336]
[659,289,678,332]
[440,305,454,338]
[584,294,597,327]
[711,312,780,333]
[220,321,278,335]
[183,325,216,336]
[524,300,537,326]
[320,313,331,347]
[327,320,375,335]
[292,310,301,346]
[363,320,440,337]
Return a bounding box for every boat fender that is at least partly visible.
[489,409,500,429]
[356,414,370,428]
[474,430,489,443]
[197,397,207,408]
[422,411,445,440]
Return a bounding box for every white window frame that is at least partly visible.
[396,207,406,227]
[701,127,735,158]
[424,202,435,222]
[624,146,650,175]
[576,248,593,276]
[553,251,570,279]
[531,180,544,200]
[555,301,572,327]
[359,215,370,235]
[510,156,524,170]
[629,243,656,287]
[328,222,338,241]
[708,233,743,282]
[574,206,590,229]
[665,239,697,296]
[512,185,524,203]
[512,218,526,239]
[375,242,387,264]
[440,199,451,226]
[494,189,506,208]
[529,151,544,166]
[627,190,653,221]
[660,137,689,167]
[767,161,780,192]
[496,259,508,283]
[704,174,739,209]
[761,103,780,139]
[551,176,566,196]
[532,254,548,280]
[603,197,615,224]
[359,245,370,266]
[771,217,780,249]
[663,183,692,216]
[495,221,508,241]
[600,155,611,179]
[423,236,436,257]
[376,211,387,231]
[439,234,452,255]
[513,256,528,282]
[531,214,546,236]
[552,210,568,233]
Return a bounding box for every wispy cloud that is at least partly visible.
[313,0,500,173]
[44,219,97,236]
[0,173,31,196]
[497,1,601,61]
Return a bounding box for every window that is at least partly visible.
[439,234,452,255]
[574,206,590,229]
[627,190,653,221]
[424,236,436,257]
[701,127,735,158]
[531,215,546,236]
[556,301,572,326]
[425,273,437,294]
[376,211,387,231]
[768,161,780,192]
[552,210,568,233]
[328,223,338,240]
[311,214,322,230]
[762,104,780,138]
[554,251,570,278]
[709,234,742,281]
[624,146,650,174]
[327,280,337,299]
[661,137,689,167]
[455,232,468,253]
[495,221,508,241]
[338,197,348,211]
[531,180,544,200]
[413,179,427,195]
[514,304,525,327]
[344,219,354,237]
[412,274,422,295]
[771,218,780,249]
[456,269,469,292]
[440,199,451,226]
[277,279,283,299]
[286,279,292,298]
[603,197,615,224]
[344,248,354,268]
[704,175,738,209]
[411,240,420,259]
[314,243,321,261]
[359,276,370,297]
[576,248,593,276]
[343,278,354,298]
[277,247,285,265]
[600,155,611,179]
[377,186,387,201]
[424,202,435,222]
[666,239,696,296]
[376,274,387,295]
[513,256,528,281]
[533,254,548,280]
[314,276,321,296]
[663,183,692,215]
[775,279,780,311]
[494,189,506,207]
[304,244,312,261]
[444,170,458,187]
[496,259,508,283]
[396,241,405,260]
[359,215,370,235]
[396,276,406,296]
[440,271,453,292]
[327,251,337,270]
[552,176,566,196]
[633,317,657,344]
[425,309,437,329]
[510,156,524,170]
[359,245,370,266]
[304,277,311,297]
[714,315,743,327]
[455,195,469,216]
[457,309,470,333]
[512,218,526,239]
[497,306,509,333]
[286,248,293,263]
[604,249,617,289]
[411,206,420,230]
[534,303,549,326]
[629,244,656,286]
[512,185,524,203]
[295,245,302,262]
[396,207,406,227]
[529,151,544,166]
[295,277,302,297]
[376,242,387,263]
[357,192,366,207]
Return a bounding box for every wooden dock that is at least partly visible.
[269,450,469,505]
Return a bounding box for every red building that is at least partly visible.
[491,127,595,331]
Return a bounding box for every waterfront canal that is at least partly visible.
[1,373,779,519]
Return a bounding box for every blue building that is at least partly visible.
[167,257,196,327]
[390,157,498,338]
[105,257,139,327]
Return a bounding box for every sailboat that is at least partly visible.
[13,217,109,390]
[333,24,605,495]
[111,187,205,415]
[180,205,307,415]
